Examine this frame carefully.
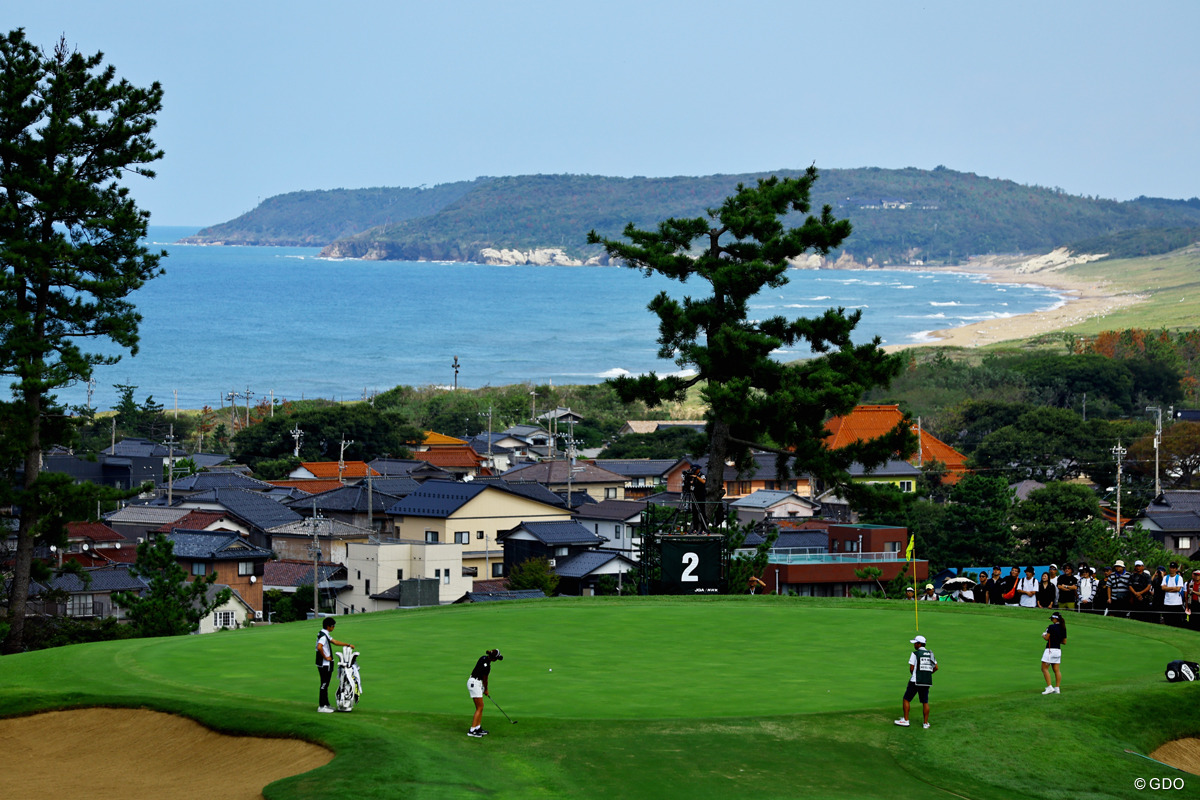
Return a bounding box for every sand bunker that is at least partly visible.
[0,708,332,799]
[1151,739,1200,776]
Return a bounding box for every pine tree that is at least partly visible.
[587,170,914,522]
[113,536,232,637]
[0,29,164,653]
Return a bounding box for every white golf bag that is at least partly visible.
[335,646,363,711]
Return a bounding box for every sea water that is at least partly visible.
[55,226,1062,411]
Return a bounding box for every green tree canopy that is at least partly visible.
[0,29,164,653]
[113,536,231,637]
[587,170,912,519]
[506,556,560,596]
[1010,482,1110,566]
[232,403,418,474]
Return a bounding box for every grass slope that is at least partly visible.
[1059,244,1200,335]
[3,597,1199,799]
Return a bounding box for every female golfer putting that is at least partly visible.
[467,648,503,738]
[1041,611,1066,694]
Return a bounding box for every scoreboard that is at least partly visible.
[659,537,723,594]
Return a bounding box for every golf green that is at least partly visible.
[3,596,1199,800]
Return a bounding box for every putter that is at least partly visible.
[489,694,517,724]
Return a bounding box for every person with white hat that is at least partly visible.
[895,635,938,729]
[919,584,938,602]
[1109,561,1131,616]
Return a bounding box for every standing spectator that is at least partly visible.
[1040,611,1067,694]
[1151,565,1167,623]
[985,567,1005,605]
[1077,566,1096,612]
[904,586,916,602]
[1048,564,1060,604]
[1036,571,1056,609]
[895,635,938,729]
[920,583,938,602]
[1108,561,1131,616]
[1002,566,1021,606]
[1056,564,1079,611]
[1128,560,1153,622]
[975,572,989,603]
[1017,567,1039,608]
[1161,562,1186,627]
[1094,565,1113,615]
[1188,569,1200,630]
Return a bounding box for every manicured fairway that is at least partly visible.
[3,596,1200,800]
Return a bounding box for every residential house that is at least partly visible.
[729,490,819,524]
[591,459,677,499]
[573,499,645,560]
[616,420,706,436]
[341,539,468,610]
[756,523,926,597]
[368,458,454,481]
[43,452,161,492]
[500,460,627,502]
[262,559,350,619]
[824,404,969,484]
[164,530,274,615]
[498,520,606,580]
[104,505,192,542]
[266,518,374,563]
[1138,491,1200,558]
[287,461,380,484]
[553,550,638,596]
[386,480,570,581]
[665,454,807,500]
[101,437,188,466]
[503,424,553,451]
[412,445,490,479]
[42,564,149,620]
[196,583,258,634]
[172,487,304,549]
[286,483,403,536]
[160,471,275,498]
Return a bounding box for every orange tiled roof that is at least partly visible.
[267,479,345,494]
[824,404,968,483]
[297,461,380,480]
[417,446,489,472]
[152,510,229,534]
[422,431,470,447]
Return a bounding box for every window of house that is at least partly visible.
[832,539,840,551]
[365,579,371,595]
[1178,536,1192,550]
[884,541,900,552]
[238,561,253,576]
[555,546,569,557]
[358,570,362,580]
[492,562,504,577]
[67,594,94,617]
[605,487,617,499]
[443,571,450,585]
[899,480,914,492]
[425,530,439,543]
[396,569,403,580]
[477,530,484,540]
[191,562,207,576]
[455,531,469,544]
[614,524,622,540]
[213,611,236,629]
[435,569,441,578]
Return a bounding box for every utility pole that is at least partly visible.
[165,424,176,507]
[452,355,460,391]
[1112,440,1127,534]
[338,437,354,483]
[479,406,494,472]
[244,385,254,428]
[290,425,303,458]
[1147,406,1162,497]
[308,502,325,618]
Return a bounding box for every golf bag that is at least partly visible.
[1165,660,1200,682]
[335,646,363,711]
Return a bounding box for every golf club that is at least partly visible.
[489,694,517,724]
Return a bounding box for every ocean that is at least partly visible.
[56,226,1062,412]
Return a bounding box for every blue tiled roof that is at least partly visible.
[46,566,149,593]
[459,589,547,602]
[182,488,304,530]
[502,521,603,545]
[166,530,273,560]
[387,481,488,517]
[168,472,273,492]
[554,550,627,578]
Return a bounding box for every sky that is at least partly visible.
[14,1,1200,226]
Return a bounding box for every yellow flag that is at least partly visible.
[905,534,914,561]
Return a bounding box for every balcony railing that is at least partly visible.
[748,548,906,565]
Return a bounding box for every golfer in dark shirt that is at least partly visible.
[1041,611,1067,694]
[467,648,503,737]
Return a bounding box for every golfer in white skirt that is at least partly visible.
[1041,611,1067,694]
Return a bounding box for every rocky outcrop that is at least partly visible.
[478,247,611,266]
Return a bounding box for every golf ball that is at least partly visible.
[549,668,553,672]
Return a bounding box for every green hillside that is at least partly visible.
[181,168,1200,265]
[3,597,1198,799]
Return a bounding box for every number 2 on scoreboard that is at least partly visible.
[681,551,699,582]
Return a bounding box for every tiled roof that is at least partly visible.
[422,431,470,447]
[266,480,345,495]
[847,459,921,478]
[152,510,230,534]
[297,461,380,480]
[574,499,645,522]
[284,484,403,514]
[263,559,345,588]
[457,589,546,603]
[267,518,373,539]
[554,550,629,578]
[369,477,423,497]
[66,521,125,542]
[590,459,679,478]
[190,452,234,470]
[415,446,488,471]
[46,565,149,594]
[1152,491,1200,512]
[1143,511,1200,531]
[730,490,815,510]
[500,461,626,484]
[104,506,191,526]
[166,530,274,560]
[775,531,829,550]
[368,458,453,479]
[501,521,604,546]
[472,478,567,508]
[387,481,488,517]
[824,404,968,483]
[166,472,273,492]
[102,437,186,459]
[619,420,705,435]
[178,488,303,530]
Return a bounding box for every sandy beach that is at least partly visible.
[882,248,1144,351]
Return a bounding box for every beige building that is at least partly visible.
[387,480,570,581]
[341,539,469,611]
